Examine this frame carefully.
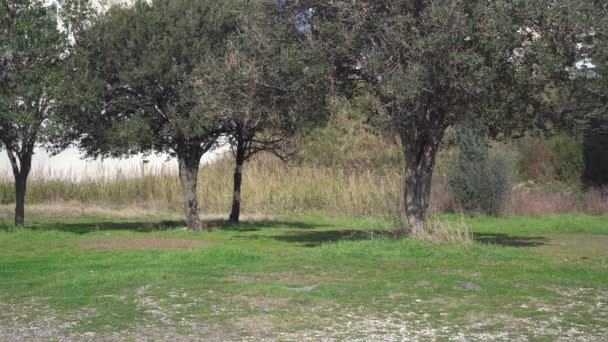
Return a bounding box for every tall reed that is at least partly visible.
[0,156,408,216]
[1,155,606,216]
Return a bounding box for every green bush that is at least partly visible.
[515,134,583,184]
[447,124,515,216]
[553,135,584,183]
[298,96,402,170]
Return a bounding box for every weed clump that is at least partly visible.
[386,213,472,243]
[446,123,515,216]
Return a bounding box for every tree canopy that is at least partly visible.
[279,0,608,233]
[71,0,241,157]
[0,0,79,226]
[69,0,332,229]
[192,1,329,222]
[69,0,248,230]
[5,0,606,233]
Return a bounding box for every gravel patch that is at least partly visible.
[1,287,606,341]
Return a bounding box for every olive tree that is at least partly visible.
[281,0,607,235]
[193,3,329,223]
[0,0,89,226]
[70,0,240,230]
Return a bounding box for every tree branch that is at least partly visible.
[3,141,21,176]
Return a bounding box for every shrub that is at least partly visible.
[515,134,584,184]
[553,135,584,183]
[516,135,557,183]
[505,189,582,216]
[447,124,515,216]
[297,96,403,170]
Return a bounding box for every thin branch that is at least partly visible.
[3,142,21,176]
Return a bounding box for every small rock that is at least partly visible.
[289,285,316,292]
[462,282,480,290]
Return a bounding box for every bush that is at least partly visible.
[297,96,403,170]
[447,124,515,216]
[553,135,584,182]
[516,134,583,184]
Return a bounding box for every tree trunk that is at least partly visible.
[14,174,27,227]
[229,144,246,223]
[6,149,32,227]
[401,129,443,236]
[177,143,207,231]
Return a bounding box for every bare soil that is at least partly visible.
[80,237,209,250]
[538,234,608,262]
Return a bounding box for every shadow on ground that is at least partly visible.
[271,230,372,247]
[19,220,186,234]
[270,230,550,248]
[0,219,324,234]
[214,220,323,232]
[1,217,550,249]
[474,233,547,247]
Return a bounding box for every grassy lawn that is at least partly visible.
[0,210,607,340]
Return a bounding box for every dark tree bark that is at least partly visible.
[225,124,291,223]
[5,148,32,227]
[176,142,207,231]
[14,174,27,227]
[229,139,246,223]
[400,127,444,235]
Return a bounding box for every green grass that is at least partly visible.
[0,212,607,339]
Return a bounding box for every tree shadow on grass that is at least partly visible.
[213,220,324,232]
[269,230,549,248]
[474,233,547,247]
[1,218,324,234]
[5,218,550,248]
[272,230,372,247]
[28,220,187,234]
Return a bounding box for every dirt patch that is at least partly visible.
[269,271,352,284]
[539,235,608,261]
[0,203,182,220]
[80,237,209,250]
[0,203,272,221]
